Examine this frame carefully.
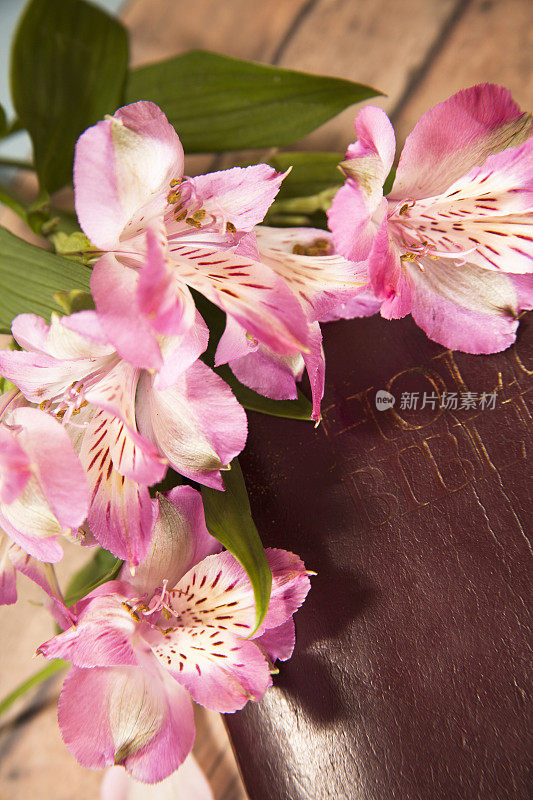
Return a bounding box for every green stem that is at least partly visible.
[0,156,34,171]
[0,659,67,720]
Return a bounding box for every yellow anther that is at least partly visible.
[292,237,332,257]
[169,178,180,187]
[186,217,202,228]
[192,209,206,222]
[399,203,410,215]
[225,221,237,234]
[174,210,187,222]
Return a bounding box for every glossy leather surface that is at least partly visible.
[226,313,532,800]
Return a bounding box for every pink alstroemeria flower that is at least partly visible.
[0,388,88,605]
[38,487,311,783]
[0,313,247,565]
[101,755,214,799]
[74,101,311,371]
[215,226,378,421]
[328,84,533,353]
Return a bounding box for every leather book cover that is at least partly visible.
[226,313,532,800]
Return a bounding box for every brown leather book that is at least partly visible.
[226,313,532,800]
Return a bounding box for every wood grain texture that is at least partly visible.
[122,0,310,66]
[274,0,460,150]
[394,0,533,146]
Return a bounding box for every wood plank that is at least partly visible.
[122,0,310,66]
[394,0,533,146]
[274,0,460,151]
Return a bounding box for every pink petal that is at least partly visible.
[151,626,272,713]
[0,425,31,504]
[138,229,196,336]
[58,663,194,783]
[392,83,532,200]
[0,349,88,405]
[255,618,296,663]
[10,313,51,352]
[74,407,155,566]
[367,219,412,319]
[168,548,311,640]
[406,257,525,354]
[38,591,138,668]
[128,486,221,597]
[229,345,301,401]
[170,241,311,356]
[187,164,286,232]
[12,407,88,529]
[62,310,110,344]
[0,537,17,605]
[136,362,247,489]
[302,321,325,423]
[404,137,533,275]
[82,363,167,485]
[328,187,386,264]
[255,225,368,323]
[8,543,72,624]
[153,313,210,391]
[13,312,114,360]
[0,486,65,563]
[74,101,183,250]
[345,104,396,180]
[91,255,163,370]
[214,316,257,367]
[328,105,395,262]
[320,285,381,321]
[101,755,214,800]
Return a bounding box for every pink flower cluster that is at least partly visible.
[329,84,533,351]
[0,99,362,785]
[0,83,531,788]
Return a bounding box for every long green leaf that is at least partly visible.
[0,660,67,720]
[202,460,271,632]
[11,0,129,193]
[127,50,381,153]
[0,226,90,331]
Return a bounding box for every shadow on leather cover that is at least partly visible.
[226,313,532,800]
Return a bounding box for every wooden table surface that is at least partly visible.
[1,1,532,798]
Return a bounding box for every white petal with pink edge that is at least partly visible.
[74,101,183,251]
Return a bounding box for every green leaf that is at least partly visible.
[202,460,271,632]
[11,0,129,193]
[64,547,122,607]
[0,226,91,331]
[269,152,343,200]
[383,165,397,196]
[0,660,67,720]
[127,50,381,153]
